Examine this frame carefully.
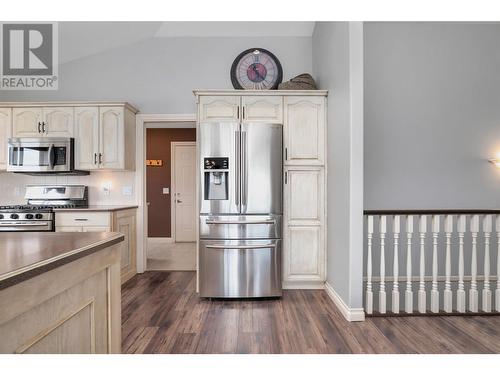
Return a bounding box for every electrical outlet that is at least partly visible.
[122,185,133,196]
[162,187,169,194]
[102,182,111,196]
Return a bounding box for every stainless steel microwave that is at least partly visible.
[7,138,76,173]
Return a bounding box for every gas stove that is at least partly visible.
[0,185,88,232]
[0,206,54,231]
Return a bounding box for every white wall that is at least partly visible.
[364,22,500,209]
[0,35,313,113]
[312,22,364,311]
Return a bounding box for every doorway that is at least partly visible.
[145,126,196,271]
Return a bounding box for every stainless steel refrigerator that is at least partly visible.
[199,121,282,298]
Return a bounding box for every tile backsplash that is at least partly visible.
[0,171,137,205]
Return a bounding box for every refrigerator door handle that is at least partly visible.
[235,129,240,208]
[206,244,276,250]
[205,219,276,225]
[241,130,248,211]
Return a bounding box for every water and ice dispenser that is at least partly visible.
[204,157,229,200]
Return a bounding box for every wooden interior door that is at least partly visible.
[172,142,196,242]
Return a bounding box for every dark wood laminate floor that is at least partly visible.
[121,271,500,354]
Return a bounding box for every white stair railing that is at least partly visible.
[364,210,500,315]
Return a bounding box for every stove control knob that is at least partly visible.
[35,213,43,219]
[0,214,3,219]
[10,214,19,219]
[25,213,34,219]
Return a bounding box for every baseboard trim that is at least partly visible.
[324,282,365,322]
[282,280,325,289]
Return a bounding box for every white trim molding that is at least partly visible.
[324,282,365,322]
[282,281,325,290]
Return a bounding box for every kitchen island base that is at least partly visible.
[0,241,121,354]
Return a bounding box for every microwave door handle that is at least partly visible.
[48,144,55,169]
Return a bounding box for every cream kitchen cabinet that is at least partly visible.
[198,94,283,123]
[13,107,74,137]
[283,167,326,286]
[0,108,12,170]
[284,96,326,166]
[241,96,282,123]
[284,225,325,285]
[55,208,137,284]
[74,107,99,170]
[75,105,136,170]
[199,96,240,122]
[12,108,42,137]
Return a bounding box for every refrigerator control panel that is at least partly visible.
[204,157,229,170]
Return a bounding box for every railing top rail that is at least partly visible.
[364,209,500,215]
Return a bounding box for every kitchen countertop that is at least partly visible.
[52,205,138,212]
[0,232,124,289]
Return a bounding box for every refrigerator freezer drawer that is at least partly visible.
[199,239,282,298]
[199,214,282,240]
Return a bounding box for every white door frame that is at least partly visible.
[135,114,196,274]
[171,141,196,243]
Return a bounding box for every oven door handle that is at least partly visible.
[205,244,276,250]
[48,144,55,169]
[0,221,51,226]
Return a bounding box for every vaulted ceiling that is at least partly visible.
[58,21,315,64]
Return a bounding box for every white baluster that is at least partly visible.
[469,215,479,312]
[418,215,427,313]
[482,215,492,312]
[431,215,440,313]
[392,215,401,313]
[444,215,453,313]
[405,215,414,313]
[379,215,387,314]
[456,215,466,313]
[496,215,500,312]
[366,216,374,314]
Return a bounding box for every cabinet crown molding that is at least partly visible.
[193,89,328,97]
[0,101,139,114]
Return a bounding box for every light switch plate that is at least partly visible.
[122,185,133,196]
[162,187,169,194]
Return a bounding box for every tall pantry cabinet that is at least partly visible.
[195,90,327,289]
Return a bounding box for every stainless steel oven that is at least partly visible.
[7,138,75,173]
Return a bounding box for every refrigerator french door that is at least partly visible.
[199,121,282,298]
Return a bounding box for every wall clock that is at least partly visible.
[230,48,283,90]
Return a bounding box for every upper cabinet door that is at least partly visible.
[12,107,43,137]
[99,107,124,169]
[241,96,283,123]
[199,96,240,122]
[43,107,74,137]
[283,96,326,166]
[0,108,12,170]
[75,107,99,170]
